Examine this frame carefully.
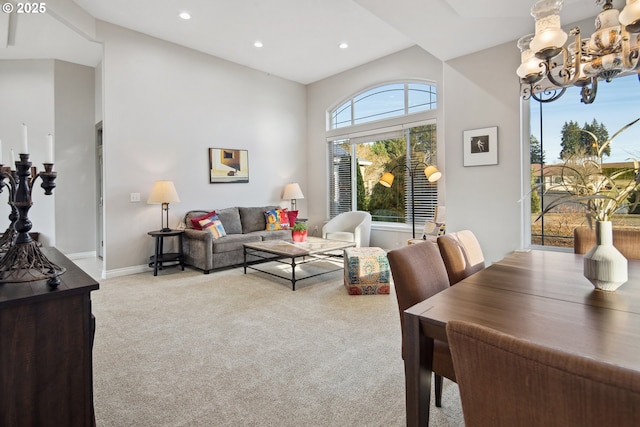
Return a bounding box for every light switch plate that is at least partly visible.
[130,192,141,202]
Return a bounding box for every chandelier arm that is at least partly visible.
[621,27,640,71]
[580,77,598,104]
[528,85,567,103]
[545,30,582,88]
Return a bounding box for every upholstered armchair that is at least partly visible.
[322,211,371,247]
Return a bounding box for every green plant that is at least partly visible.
[292,222,308,231]
[538,117,640,226]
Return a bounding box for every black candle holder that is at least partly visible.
[0,168,18,252]
[0,154,64,287]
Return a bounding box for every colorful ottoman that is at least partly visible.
[344,247,391,295]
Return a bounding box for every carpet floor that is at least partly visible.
[91,261,464,426]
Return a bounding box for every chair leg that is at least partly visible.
[434,374,443,407]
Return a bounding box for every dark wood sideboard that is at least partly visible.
[0,248,99,427]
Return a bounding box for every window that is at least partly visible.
[529,73,640,248]
[328,123,438,225]
[328,81,439,227]
[330,82,437,129]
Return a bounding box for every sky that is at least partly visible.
[530,73,640,164]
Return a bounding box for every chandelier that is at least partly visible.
[517,0,640,104]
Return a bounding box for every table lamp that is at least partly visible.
[282,183,304,211]
[148,180,180,232]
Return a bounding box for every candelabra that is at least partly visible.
[0,171,18,252]
[0,154,64,287]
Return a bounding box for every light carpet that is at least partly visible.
[91,261,464,426]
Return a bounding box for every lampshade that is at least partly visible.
[147,180,180,204]
[282,183,304,200]
[620,0,640,32]
[379,172,394,187]
[424,165,442,183]
[529,0,568,55]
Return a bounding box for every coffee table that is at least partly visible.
[243,237,355,290]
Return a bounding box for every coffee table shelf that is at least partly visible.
[243,237,355,290]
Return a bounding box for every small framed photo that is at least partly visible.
[463,127,498,167]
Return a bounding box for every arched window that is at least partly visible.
[327,81,439,231]
[330,82,437,129]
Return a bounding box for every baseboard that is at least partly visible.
[65,251,97,260]
[104,264,149,279]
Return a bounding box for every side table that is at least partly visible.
[148,230,185,276]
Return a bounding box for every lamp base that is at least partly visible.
[161,227,172,232]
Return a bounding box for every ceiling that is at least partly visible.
[0,0,613,84]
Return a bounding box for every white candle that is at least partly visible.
[46,134,54,163]
[11,149,15,166]
[21,123,28,154]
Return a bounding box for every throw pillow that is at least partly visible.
[287,210,299,227]
[264,209,282,231]
[199,215,227,239]
[278,208,290,229]
[190,210,216,230]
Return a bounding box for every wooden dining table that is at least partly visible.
[403,249,640,427]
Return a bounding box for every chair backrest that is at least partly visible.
[446,320,640,427]
[437,230,485,285]
[574,227,640,260]
[322,211,372,247]
[387,242,450,357]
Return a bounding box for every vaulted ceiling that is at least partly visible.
[0,0,609,84]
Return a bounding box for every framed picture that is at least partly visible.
[209,148,249,183]
[463,127,498,167]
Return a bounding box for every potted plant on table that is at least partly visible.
[537,117,640,291]
[291,222,308,243]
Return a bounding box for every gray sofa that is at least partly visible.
[182,206,292,273]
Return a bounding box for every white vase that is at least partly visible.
[583,221,628,291]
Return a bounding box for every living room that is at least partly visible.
[4,1,635,425]
[0,0,555,275]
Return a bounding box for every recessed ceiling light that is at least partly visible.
[254,41,264,48]
[339,42,349,49]
[179,11,191,20]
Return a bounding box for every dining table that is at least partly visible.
[403,249,640,427]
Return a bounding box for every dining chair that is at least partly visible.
[437,230,485,285]
[574,226,640,259]
[446,320,640,427]
[387,241,456,407]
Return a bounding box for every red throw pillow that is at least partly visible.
[278,208,290,229]
[190,210,216,230]
[287,210,298,227]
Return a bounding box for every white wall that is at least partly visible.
[98,22,307,274]
[54,60,96,254]
[443,41,524,264]
[306,46,445,247]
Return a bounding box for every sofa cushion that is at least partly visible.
[239,206,276,233]
[212,233,262,254]
[216,207,242,234]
